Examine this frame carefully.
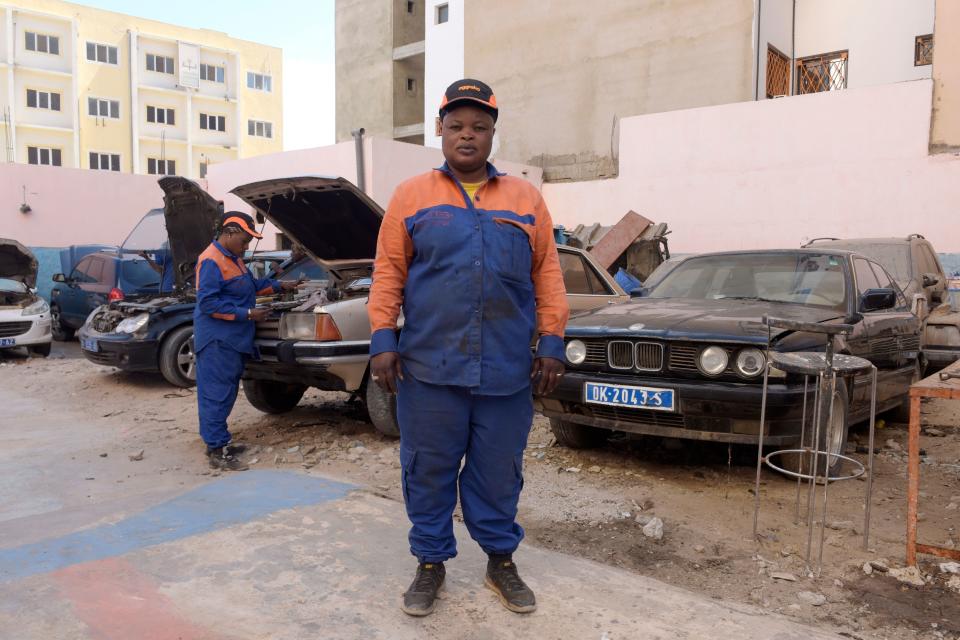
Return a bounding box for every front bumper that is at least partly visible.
[0,314,52,348]
[924,347,960,369]
[78,329,159,371]
[245,339,370,391]
[536,371,808,445]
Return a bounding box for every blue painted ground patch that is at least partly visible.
[0,470,355,583]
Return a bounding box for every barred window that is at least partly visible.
[795,51,848,95]
[765,45,790,98]
[915,34,933,66]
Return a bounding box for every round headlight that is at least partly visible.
[565,339,587,365]
[736,348,766,377]
[698,346,729,376]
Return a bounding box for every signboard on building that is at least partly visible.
[178,42,200,89]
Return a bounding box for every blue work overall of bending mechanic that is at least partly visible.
[368,79,570,617]
[194,212,298,471]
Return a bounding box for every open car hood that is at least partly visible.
[0,238,38,287]
[158,177,223,290]
[230,176,383,265]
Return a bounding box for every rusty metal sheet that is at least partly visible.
[588,211,653,269]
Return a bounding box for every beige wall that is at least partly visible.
[336,0,395,142]
[463,0,757,182]
[931,0,960,152]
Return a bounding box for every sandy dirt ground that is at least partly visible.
[2,344,959,640]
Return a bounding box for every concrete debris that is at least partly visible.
[770,572,798,582]
[249,457,260,465]
[635,514,653,526]
[641,517,664,540]
[286,445,300,454]
[862,563,873,575]
[946,502,958,511]
[948,576,960,594]
[885,439,902,452]
[693,544,706,554]
[869,560,890,573]
[938,562,960,574]
[797,591,827,607]
[303,445,317,455]
[128,449,144,461]
[588,465,602,473]
[564,467,582,473]
[922,428,946,437]
[827,520,855,531]
[889,566,926,587]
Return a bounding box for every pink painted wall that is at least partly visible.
[543,79,960,253]
[1,163,163,247]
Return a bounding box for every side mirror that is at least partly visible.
[861,288,896,312]
[52,273,67,283]
[922,272,941,288]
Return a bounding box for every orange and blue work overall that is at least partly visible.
[368,162,569,562]
[194,240,280,450]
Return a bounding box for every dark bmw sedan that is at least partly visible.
[537,249,921,473]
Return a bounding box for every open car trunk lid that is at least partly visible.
[0,238,38,288]
[158,177,223,290]
[230,176,382,266]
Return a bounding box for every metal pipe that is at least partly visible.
[906,393,922,566]
[351,127,366,194]
[795,376,809,524]
[864,366,877,550]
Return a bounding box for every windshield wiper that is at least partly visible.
[716,295,779,303]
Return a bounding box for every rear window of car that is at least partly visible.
[831,243,912,287]
[120,258,163,290]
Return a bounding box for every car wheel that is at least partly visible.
[50,305,74,341]
[159,325,197,388]
[779,383,849,480]
[242,379,307,414]
[28,343,51,358]
[365,378,400,437]
[549,417,608,449]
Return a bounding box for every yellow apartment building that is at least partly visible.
[0,0,282,179]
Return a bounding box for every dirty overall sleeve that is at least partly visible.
[197,259,247,321]
[530,194,570,360]
[369,186,414,356]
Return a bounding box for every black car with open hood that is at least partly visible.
[0,239,39,289]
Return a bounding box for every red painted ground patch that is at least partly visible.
[53,557,226,640]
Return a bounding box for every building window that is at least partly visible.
[26,89,61,111]
[86,42,119,65]
[89,152,121,172]
[795,50,848,95]
[765,45,790,98]
[147,158,175,175]
[27,146,62,166]
[436,3,449,24]
[88,97,120,119]
[200,63,225,83]
[407,1,415,13]
[146,105,175,125]
[247,119,273,138]
[199,161,209,179]
[406,77,417,94]
[915,34,933,66]
[146,53,175,74]
[246,72,272,92]
[200,113,226,132]
[25,32,60,55]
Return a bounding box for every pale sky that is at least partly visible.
[79,0,336,151]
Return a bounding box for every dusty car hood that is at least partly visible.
[230,176,383,264]
[158,177,222,290]
[0,239,38,287]
[565,297,845,344]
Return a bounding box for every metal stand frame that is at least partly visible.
[751,317,878,576]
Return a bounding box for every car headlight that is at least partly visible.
[735,348,766,377]
[698,346,729,376]
[280,312,342,341]
[115,313,150,334]
[565,339,586,365]
[22,298,49,316]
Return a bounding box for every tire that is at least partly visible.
[159,325,197,388]
[50,305,74,341]
[28,343,51,357]
[549,417,608,449]
[242,378,307,414]
[365,379,400,437]
[779,383,849,479]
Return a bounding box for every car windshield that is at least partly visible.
[277,257,330,282]
[120,209,168,254]
[825,243,911,287]
[648,252,848,311]
[0,278,27,293]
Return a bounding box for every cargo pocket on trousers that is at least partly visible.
[400,447,417,504]
[513,453,525,493]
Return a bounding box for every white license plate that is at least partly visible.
[81,338,99,352]
[584,381,675,412]
[0,338,14,347]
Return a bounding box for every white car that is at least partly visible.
[0,239,52,357]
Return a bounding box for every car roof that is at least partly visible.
[804,236,926,246]
[681,248,856,259]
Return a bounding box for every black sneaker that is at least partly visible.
[401,562,445,616]
[485,555,536,613]
[206,447,248,471]
[224,442,247,456]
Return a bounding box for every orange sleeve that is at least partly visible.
[368,185,414,354]
[531,193,570,345]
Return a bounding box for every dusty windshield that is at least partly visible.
[827,243,911,288]
[649,252,848,311]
